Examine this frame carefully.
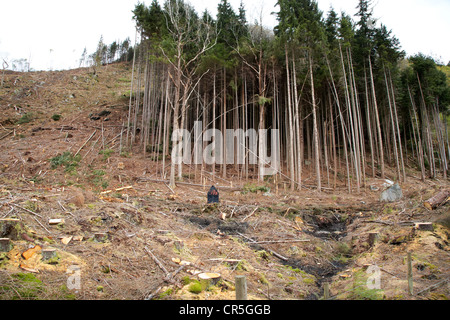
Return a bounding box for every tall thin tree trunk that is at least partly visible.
[309,52,321,192]
[369,56,385,179]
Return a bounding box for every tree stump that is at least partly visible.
[424,190,450,210]
[42,248,57,261]
[198,273,221,289]
[415,223,434,231]
[0,218,21,240]
[0,238,11,252]
[94,233,108,242]
[368,232,379,247]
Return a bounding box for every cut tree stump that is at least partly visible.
[424,190,450,210]
[198,273,221,288]
[94,233,108,242]
[0,238,11,252]
[42,248,57,261]
[415,223,434,231]
[0,218,21,240]
[368,232,379,247]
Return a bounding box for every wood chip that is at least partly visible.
[22,245,42,260]
[172,257,181,264]
[49,219,64,225]
[61,236,73,245]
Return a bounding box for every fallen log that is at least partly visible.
[424,190,450,210]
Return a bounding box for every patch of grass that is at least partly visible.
[349,270,384,300]
[0,273,44,300]
[51,114,61,121]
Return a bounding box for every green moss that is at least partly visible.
[258,273,270,285]
[159,287,173,298]
[235,260,250,271]
[188,281,203,294]
[302,277,316,285]
[0,252,10,267]
[5,273,45,299]
[430,293,448,300]
[42,237,55,244]
[45,253,60,265]
[181,276,192,285]
[256,250,271,260]
[24,200,39,212]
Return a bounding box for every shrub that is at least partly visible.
[50,152,81,173]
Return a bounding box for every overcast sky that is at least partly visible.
[0,0,449,71]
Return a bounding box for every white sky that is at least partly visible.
[0,0,449,71]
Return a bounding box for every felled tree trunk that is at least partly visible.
[424,190,450,210]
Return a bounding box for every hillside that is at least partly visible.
[0,62,448,301]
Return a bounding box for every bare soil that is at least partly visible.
[0,62,448,300]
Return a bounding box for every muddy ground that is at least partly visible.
[0,63,448,300]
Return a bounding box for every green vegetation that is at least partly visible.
[16,112,34,124]
[50,152,81,173]
[242,183,270,194]
[89,169,108,189]
[99,148,114,161]
[188,281,204,294]
[350,270,384,300]
[0,273,44,300]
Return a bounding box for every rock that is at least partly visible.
[380,183,403,202]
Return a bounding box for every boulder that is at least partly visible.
[380,183,403,202]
